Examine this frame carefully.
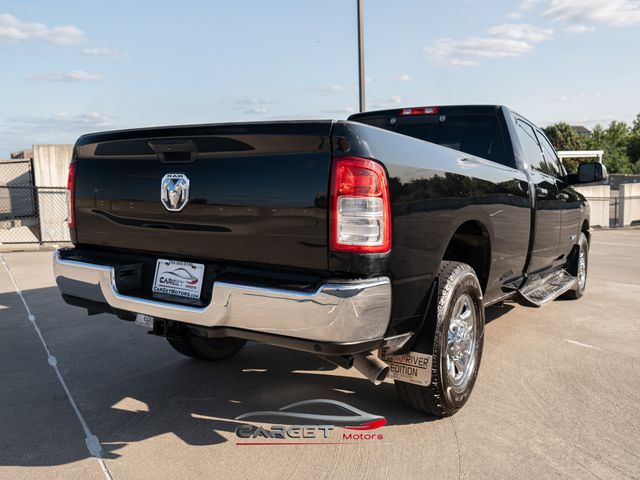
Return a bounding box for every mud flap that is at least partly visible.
[381,350,432,387]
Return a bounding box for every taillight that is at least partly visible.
[66,162,77,229]
[330,156,391,253]
[399,106,440,116]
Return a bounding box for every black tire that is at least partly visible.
[395,261,485,417]
[167,335,246,361]
[562,232,589,300]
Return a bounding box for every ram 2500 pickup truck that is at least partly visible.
[53,105,605,417]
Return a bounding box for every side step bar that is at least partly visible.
[519,269,578,307]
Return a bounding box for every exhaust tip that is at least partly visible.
[353,352,389,385]
[372,364,390,386]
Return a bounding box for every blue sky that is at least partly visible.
[1,0,639,157]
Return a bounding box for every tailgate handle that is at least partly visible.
[148,139,197,163]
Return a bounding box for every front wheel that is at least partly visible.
[395,261,485,417]
[563,232,589,300]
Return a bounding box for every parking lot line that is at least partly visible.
[0,254,113,480]
[565,339,602,350]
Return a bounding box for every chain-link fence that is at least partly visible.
[0,160,70,244]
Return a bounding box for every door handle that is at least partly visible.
[557,192,569,201]
[536,187,548,197]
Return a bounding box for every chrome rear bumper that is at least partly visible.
[53,251,392,344]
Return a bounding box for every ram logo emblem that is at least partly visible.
[161,174,189,211]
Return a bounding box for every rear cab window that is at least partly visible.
[349,106,515,169]
[535,130,566,178]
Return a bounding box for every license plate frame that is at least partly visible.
[152,259,205,300]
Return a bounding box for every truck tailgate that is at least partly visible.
[73,122,333,271]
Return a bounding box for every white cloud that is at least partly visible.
[424,23,553,67]
[321,107,355,114]
[243,107,268,114]
[565,24,595,33]
[543,0,640,27]
[388,74,413,81]
[486,23,554,42]
[307,84,347,94]
[562,114,617,128]
[81,47,129,57]
[268,113,325,120]
[234,97,273,106]
[2,112,116,145]
[370,96,404,109]
[551,91,601,102]
[0,13,84,44]
[232,97,272,114]
[520,0,541,11]
[505,11,524,19]
[27,70,102,82]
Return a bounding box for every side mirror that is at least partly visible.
[576,162,608,184]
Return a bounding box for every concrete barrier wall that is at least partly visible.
[32,144,73,187]
[33,145,73,242]
[574,185,610,228]
[619,183,640,227]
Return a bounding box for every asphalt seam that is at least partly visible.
[0,254,113,480]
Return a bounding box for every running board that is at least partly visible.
[519,270,577,307]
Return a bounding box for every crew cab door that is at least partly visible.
[514,117,562,273]
[535,130,582,260]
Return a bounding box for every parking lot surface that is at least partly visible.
[1,229,639,480]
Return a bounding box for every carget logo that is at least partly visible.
[164,267,199,285]
[234,399,387,445]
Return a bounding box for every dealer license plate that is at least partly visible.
[152,259,205,300]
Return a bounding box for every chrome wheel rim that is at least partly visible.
[578,244,587,290]
[446,294,477,390]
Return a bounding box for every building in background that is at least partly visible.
[570,125,591,136]
[10,149,34,161]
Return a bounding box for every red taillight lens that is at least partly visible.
[330,156,391,253]
[399,106,440,116]
[66,162,77,229]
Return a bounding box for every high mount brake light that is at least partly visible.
[66,162,77,229]
[399,106,440,116]
[330,156,391,253]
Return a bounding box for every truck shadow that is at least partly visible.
[0,287,517,467]
[485,302,517,323]
[0,286,432,467]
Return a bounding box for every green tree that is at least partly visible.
[543,122,585,151]
[544,123,588,172]
[584,121,635,174]
[632,114,640,134]
[541,116,640,174]
[627,114,640,169]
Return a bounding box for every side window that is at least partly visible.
[515,119,545,172]
[536,131,564,178]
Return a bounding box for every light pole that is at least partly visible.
[357,0,365,112]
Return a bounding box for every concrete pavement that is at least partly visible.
[1,229,639,479]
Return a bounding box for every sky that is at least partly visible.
[1,0,639,157]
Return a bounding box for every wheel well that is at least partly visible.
[443,221,490,293]
[581,219,590,243]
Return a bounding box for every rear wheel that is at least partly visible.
[563,232,588,300]
[167,335,246,361]
[395,261,485,417]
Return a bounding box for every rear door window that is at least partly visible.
[394,114,512,168]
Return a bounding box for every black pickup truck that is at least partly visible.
[53,105,605,416]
